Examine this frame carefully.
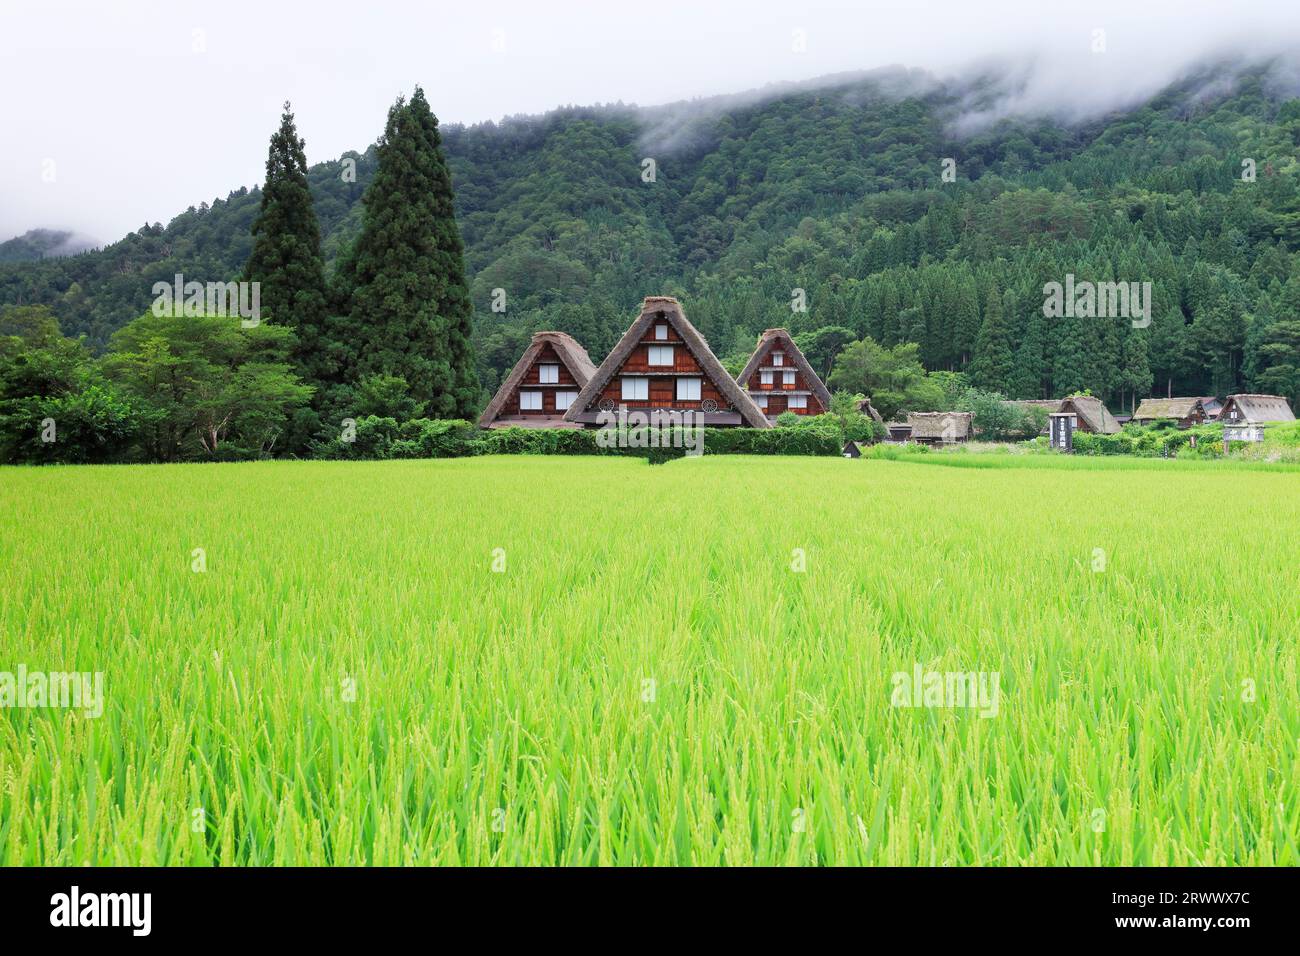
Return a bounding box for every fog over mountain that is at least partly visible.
[1,0,1298,243]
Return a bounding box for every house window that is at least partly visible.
[756,395,768,409]
[1229,408,1238,420]
[648,345,673,366]
[760,371,773,386]
[538,363,558,384]
[789,394,807,409]
[772,351,784,366]
[782,370,796,386]
[519,391,542,411]
[655,324,668,340]
[676,377,701,401]
[621,377,648,400]
[555,390,578,411]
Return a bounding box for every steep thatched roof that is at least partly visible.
[1062,395,1121,434]
[736,328,832,411]
[1132,397,1205,421]
[1009,399,1063,413]
[563,296,770,428]
[1222,394,1295,423]
[477,331,597,428]
[907,411,973,440]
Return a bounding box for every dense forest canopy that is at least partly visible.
[3,61,1300,409]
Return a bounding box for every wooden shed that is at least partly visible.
[1131,397,1208,428]
[736,329,831,420]
[563,296,770,428]
[478,331,597,429]
[1219,394,1295,424]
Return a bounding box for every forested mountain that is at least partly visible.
[4,61,1300,408]
[0,229,99,263]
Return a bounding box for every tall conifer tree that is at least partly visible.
[969,288,1016,393]
[243,103,329,384]
[337,88,480,418]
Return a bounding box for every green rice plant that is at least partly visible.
[0,455,1296,865]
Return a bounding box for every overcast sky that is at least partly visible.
[1,0,1298,243]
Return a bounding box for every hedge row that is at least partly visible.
[313,416,844,461]
[1072,423,1226,458]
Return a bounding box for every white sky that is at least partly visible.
[1,0,1298,243]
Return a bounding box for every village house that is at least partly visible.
[736,329,832,420]
[1057,395,1122,434]
[563,296,770,428]
[1198,397,1224,419]
[1218,393,1295,425]
[1130,397,1209,428]
[478,331,598,429]
[1008,397,1121,435]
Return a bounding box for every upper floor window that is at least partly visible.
[648,345,674,366]
[760,370,773,385]
[555,390,578,411]
[655,324,668,340]
[782,370,796,385]
[676,377,701,401]
[772,351,784,366]
[621,377,649,400]
[538,363,559,384]
[519,391,543,411]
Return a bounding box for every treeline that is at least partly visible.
[3,64,1300,419]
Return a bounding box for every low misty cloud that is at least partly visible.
[0,0,1297,243]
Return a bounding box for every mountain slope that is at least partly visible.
[2,62,1299,405]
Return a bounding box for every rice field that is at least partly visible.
[1,454,1297,865]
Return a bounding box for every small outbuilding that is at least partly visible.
[906,411,974,445]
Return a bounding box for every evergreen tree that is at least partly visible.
[336,88,480,419]
[243,103,329,385]
[968,288,1016,393]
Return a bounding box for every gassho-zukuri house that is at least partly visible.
[736,328,832,421]
[478,331,598,429]
[560,297,770,429]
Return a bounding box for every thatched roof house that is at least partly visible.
[478,331,597,429]
[736,329,832,419]
[1219,394,1295,424]
[1131,397,1208,428]
[906,411,973,444]
[1009,397,1120,434]
[563,296,770,428]
[1061,395,1122,434]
